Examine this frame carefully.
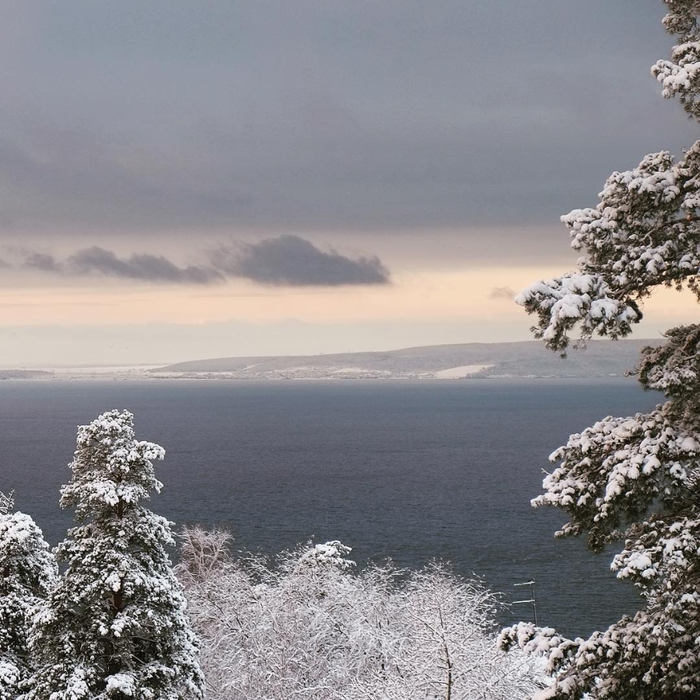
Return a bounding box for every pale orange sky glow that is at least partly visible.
[0,254,697,366]
[0,266,546,326]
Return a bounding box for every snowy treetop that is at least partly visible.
[61,409,166,520]
[294,540,356,571]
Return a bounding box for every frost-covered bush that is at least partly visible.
[178,527,544,700]
[501,2,700,698]
[0,492,56,699]
[28,410,204,699]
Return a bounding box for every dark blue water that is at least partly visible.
[0,378,660,638]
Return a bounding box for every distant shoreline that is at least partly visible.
[1,338,659,382]
[0,371,640,383]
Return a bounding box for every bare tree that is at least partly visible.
[178,528,543,700]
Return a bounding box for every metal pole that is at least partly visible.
[513,580,538,626]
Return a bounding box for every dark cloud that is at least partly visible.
[67,247,223,284]
[212,236,391,287]
[24,252,63,273]
[0,1,696,238]
[13,238,391,287]
[489,286,516,300]
[22,247,222,285]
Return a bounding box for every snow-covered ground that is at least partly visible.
[435,364,493,379]
[44,365,161,375]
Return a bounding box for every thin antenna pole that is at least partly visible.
[532,579,538,626]
[513,579,538,626]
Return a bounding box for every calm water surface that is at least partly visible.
[0,378,660,638]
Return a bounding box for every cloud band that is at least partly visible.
[16,236,391,287]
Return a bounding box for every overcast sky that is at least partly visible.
[1,0,697,365]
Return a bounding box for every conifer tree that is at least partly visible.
[28,410,204,699]
[0,492,55,699]
[499,2,700,698]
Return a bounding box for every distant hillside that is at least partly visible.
[0,369,53,380]
[151,339,663,380]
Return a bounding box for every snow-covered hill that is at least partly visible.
[151,339,661,380]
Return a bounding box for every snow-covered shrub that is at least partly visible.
[178,528,544,700]
[502,2,700,697]
[0,492,56,699]
[27,410,204,699]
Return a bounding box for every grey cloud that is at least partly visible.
[22,247,222,285]
[67,247,223,284]
[489,286,516,300]
[0,1,696,238]
[24,252,63,273]
[15,238,391,287]
[212,236,391,286]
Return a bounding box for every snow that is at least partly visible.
[435,364,493,378]
[0,504,56,697]
[29,410,204,698]
[105,673,136,695]
[181,535,545,699]
[507,5,700,693]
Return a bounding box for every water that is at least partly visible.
[0,378,660,638]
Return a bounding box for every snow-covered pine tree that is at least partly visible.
[498,2,700,699]
[28,410,204,699]
[0,491,56,699]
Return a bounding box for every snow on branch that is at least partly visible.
[29,409,204,699]
[613,513,700,587]
[500,584,700,700]
[567,146,700,288]
[0,491,14,516]
[534,405,697,551]
[0,509,56,697]
[654,41,700,118]
[180,534,545,699]
[515,273,641,352]
[518,142,700,351]
[653,0,700,119]
[636,324,700,400]
[294,540,355,572]
[516,357,700,693]
[60,409,166,519]
[507,4,700,696]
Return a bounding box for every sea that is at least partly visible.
[0,378,661,639]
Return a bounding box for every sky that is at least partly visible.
[1,0,698,366]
